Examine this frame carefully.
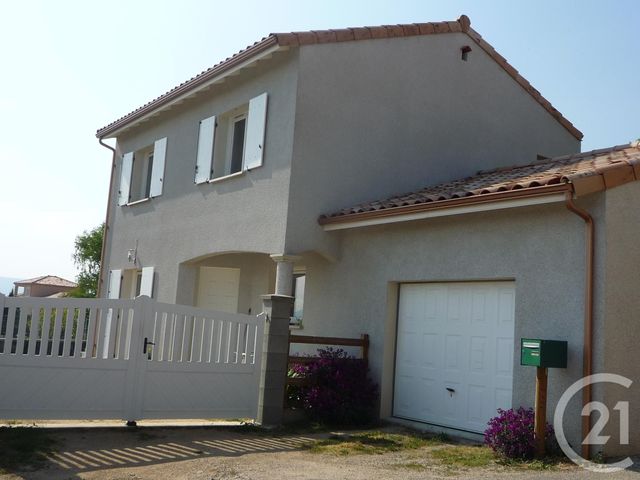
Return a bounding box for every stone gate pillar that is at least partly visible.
[256,294,293,426]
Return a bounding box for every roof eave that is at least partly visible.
[461,26,582,141]
[96,36,283,139]
[319,184,573,230]
[96,15,582,142]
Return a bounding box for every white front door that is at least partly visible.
[393,281,515,433]
[196,267,240,313]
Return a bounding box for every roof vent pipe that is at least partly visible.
[461,45,472,61]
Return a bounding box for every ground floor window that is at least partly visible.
[292,273,305,325]
[121,269,142,299]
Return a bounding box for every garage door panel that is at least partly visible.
[471,291,487,324]
[394,282,515,433]
[498,289,515,326]
[394,375,420,417]
[396,332,421,368]
[469,336,488,372]
[446,289,463,323]
[495,337,514,376]
[441,380,464,422]
[467,384,488,428]
[425,289,439,319]
[399,285,426,319]
[444,334,465,371]
[421,333,440,368]
[418,377,439,418]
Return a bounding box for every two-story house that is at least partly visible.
[97,16,640,456]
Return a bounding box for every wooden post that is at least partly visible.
[534,367,548,457]
[361,334,369,367]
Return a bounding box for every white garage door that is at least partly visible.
[393,282,515,433]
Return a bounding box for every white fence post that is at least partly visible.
[123,295,152,424]
[0,294,5,351]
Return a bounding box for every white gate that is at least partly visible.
[0,295,265,421]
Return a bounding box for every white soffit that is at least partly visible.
[105,44,286,138]
[322,193,567,231]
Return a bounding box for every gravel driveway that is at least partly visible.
[1,425,639,480]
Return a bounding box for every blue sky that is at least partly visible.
[0,0,638,280]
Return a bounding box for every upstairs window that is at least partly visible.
[118,137,167,206]
[130,147,154,201]
[194,93,268,184]
[229,114,247,175]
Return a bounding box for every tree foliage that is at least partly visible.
[69,223,104,298]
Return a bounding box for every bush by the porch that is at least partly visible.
[288,347,378,425]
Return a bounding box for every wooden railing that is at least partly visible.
[286,333,369,387]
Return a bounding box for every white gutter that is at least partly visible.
[322,193,567,231]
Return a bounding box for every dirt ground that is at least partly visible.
[1,425,640,480]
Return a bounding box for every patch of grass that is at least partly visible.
[213,418,251,423]
[431,445,494,468]
[224,420,330,437]
[395,461,426,470]
[306,430,441,455]
[0,427,56,473]
[497,455,569,471]
[432,431,451,443]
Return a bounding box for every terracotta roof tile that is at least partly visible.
[368,26,389,39]
[96,15,582,140]
[313,29,338,44]
[351,27,373,40]
[417,22,436,35]
[401,24,421,36]
[333,28,355,42]
[319,143,640,224]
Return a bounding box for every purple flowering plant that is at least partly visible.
[484,407,555,460]
[288,347,378,425]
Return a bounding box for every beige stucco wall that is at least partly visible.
[102,32,580,304]
[300,197,605,450]
[102,50,300,303]
[599,181,640,456]
[284,32,580,257]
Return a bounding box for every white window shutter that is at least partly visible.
[118,153,133,206]
[195,116,216,183]
[104,269,122,358]
[107,269,122,299]
[149,137,167,197]
[140,267,155,298]
[243,93,268,170]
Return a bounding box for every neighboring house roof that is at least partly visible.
[319,142,640,226]
[14,275,77,288]
[96,15,582,140]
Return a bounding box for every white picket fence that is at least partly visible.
[0,294,265,421]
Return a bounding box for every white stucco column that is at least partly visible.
[270,254,301,296]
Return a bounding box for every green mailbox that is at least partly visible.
[520,338,567,368]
